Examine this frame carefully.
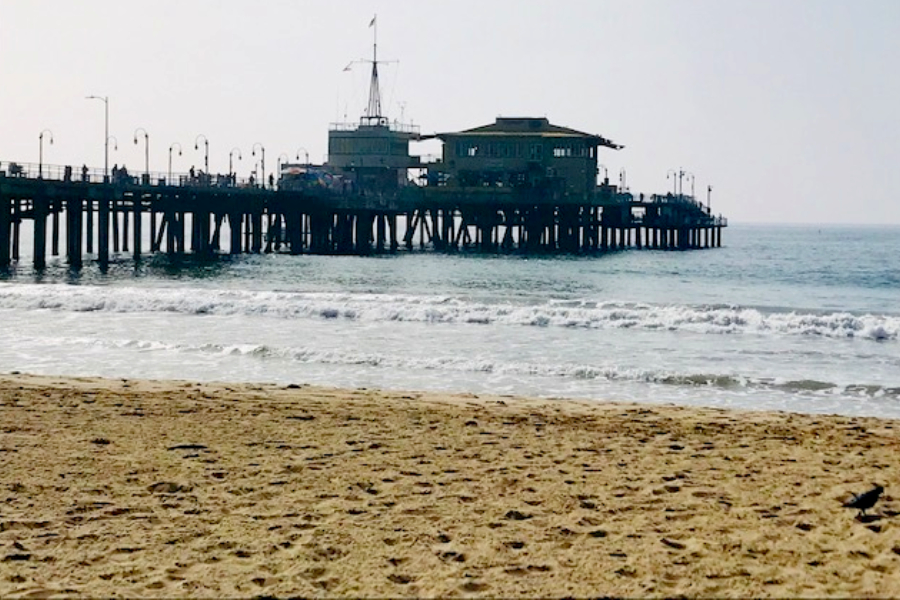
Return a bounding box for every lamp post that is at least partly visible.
[168,142,183,183]
[194,134,209,174]
[86,95,110,179]
[229,147,242,179]
[107,136,119,179]
[667,169,684,196]
[38,129,54,179]
[296,147,309,164]
[707,185,713,212]
[619,168,626,190]
[252,143,265,189]
[133,128,149,180]
[277,152,290,185]
[598,163,608,184]
[684,172,695,198]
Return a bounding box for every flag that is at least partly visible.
[369,15,376,27]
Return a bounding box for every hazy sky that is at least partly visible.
[1,0,898,224]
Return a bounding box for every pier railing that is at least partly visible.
[1,160,270,189]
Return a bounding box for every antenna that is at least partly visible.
[365,14,382,119]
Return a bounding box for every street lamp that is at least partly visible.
[168,142,183,183]
[194,134,209,174]
[277,152,289,175]
[684,172,696,198]
[619,168,627,190]
[252,142,265,189]
[296,147,309,164]
[229,147,242,178]
[133,128,149,179]
[667,169,684,196]
[598,163,608,184]
[38,129,54,179]
[86,95,110,179]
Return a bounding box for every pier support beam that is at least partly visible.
[229,213,242,254]
[0,194,10,267]
[66,198,83,269]
[11,199,20,261]
[86,196,94,254]
[33,196,48,269]
[251,211,263,253]
[98,193,110,266]
[51,198,60,256]
[133,194,142,259]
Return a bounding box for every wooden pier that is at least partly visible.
[0,161,726,269]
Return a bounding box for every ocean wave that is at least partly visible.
[1,283,897,342]
[53,335,900,400]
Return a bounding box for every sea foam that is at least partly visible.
[1,283,897,342]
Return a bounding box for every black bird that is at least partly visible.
[842,484,884,517]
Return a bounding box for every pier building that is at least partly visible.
[432,117,621,197]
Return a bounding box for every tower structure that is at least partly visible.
[327,17,420,193]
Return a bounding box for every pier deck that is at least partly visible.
[0,161,726,269]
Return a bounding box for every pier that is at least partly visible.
[0,159,724,269]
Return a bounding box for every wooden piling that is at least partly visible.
[251,211,263,253]
[122,200,130,253]
[132,193,142,259]
[33,196,48,269]
[51,198,60,256]
[98,193,110,265]
[229,213,242,254]
[11,199,20,261]
[0,194,10,267]
[111,197,120,254]
[149,204,157,254]
[66,197,83,269]
[85,197,93,254]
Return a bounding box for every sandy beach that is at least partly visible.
[1,373,898,598]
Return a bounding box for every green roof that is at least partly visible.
[438,117,622,149]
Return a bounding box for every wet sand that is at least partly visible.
[1,373,899,598]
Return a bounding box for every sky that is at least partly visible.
[1,0,898,225]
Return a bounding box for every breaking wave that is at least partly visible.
[51,335,900,401]
[1,283,898,342]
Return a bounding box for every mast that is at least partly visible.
[365,14,383,120]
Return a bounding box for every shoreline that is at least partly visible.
[1,373,899,597]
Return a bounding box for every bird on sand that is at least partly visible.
[842,484,884,517]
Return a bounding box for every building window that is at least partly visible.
[529,144,543,160]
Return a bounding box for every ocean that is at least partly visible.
[1,223,898,418]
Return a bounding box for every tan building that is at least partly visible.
[434,117,621,198]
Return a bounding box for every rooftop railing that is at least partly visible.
[329,119,421,135]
